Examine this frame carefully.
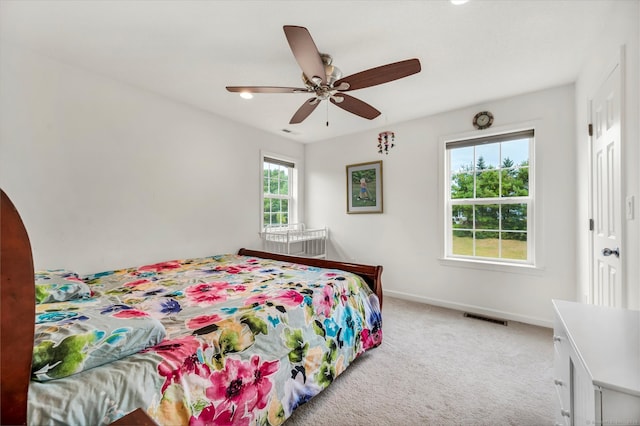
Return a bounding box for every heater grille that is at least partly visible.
[463,312,508,326]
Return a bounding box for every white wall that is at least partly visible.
[0,44,303,274]
[575,0,640,310]
[2,3,637,327]
[305,85,577,327]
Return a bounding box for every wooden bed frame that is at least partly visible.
[0,189,383,425]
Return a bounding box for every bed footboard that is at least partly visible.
[237,248,383,307]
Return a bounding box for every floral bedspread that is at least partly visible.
[28,254,382,425]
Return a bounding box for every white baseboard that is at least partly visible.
[384,290,553,329]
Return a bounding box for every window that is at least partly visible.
[445,129,534,265]
[262,156,295,229]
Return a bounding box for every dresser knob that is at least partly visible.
[561,409,571,418]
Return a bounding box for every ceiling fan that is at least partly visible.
[226,25,421,125]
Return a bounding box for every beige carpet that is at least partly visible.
[286,296,554,425]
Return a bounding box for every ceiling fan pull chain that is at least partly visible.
[326,100,329,127]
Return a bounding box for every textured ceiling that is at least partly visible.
[0,0,614,143]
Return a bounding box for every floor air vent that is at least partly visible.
[463,312,508,326]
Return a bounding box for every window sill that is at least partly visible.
[438,257,544,275]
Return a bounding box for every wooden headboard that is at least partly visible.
[0,190,383,425]
[1,189,36,425]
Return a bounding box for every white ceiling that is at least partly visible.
[0,0,614,143]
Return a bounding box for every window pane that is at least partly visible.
[475,232,499,258]
[452,230,473,256]
[278,170,289,195]
[452,205,472,229]
[266,167,275,195]
[502,204,527,230]
[264,163,290,196]
[451,172,474,199]
[500,169,516,197]
[517,166,529,195]
[501,232,527,260]
[501,139,529,167]
[270,169,281,194]
[263,197,289,227]
[476,144,500,169]
[474,204,499,229]
[476,170,500,198]
[450,146,474,174]
[501,168,528,197]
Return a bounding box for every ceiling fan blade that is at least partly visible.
[334,58,421,92]
[226,86,310,94]
[330,93,381,120]
[290,98,320,124]
[283,25,326,85]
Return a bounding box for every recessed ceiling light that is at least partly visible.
[240,92,253,99]
[451,0,469,4]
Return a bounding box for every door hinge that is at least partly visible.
[589,218,594,231]
[588,123,593,137]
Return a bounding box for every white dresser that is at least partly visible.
[552,299,640,426]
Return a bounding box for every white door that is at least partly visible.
[590,63,623,308]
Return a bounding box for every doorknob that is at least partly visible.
[602,247,620,258]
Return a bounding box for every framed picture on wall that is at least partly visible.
[346,160,383,214]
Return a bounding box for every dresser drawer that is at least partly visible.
[553,314,571,415]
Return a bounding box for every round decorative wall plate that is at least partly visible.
[473,111,494,130]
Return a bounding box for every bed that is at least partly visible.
[0,189,383,425]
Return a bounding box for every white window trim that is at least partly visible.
[260,150,301,231]
[438,121,543,273]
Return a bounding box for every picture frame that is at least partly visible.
[346,160,383,214]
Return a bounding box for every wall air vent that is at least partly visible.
[463,312,508,326]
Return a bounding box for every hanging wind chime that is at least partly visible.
[377,131,395,154]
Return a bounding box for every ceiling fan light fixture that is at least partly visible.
[302,54,342,88]
[240,92,253,99]
[325,64,342,85]
[319,53,342,83]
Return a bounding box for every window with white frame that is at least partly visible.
[262,156,295,229]
[445,129,534,264]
